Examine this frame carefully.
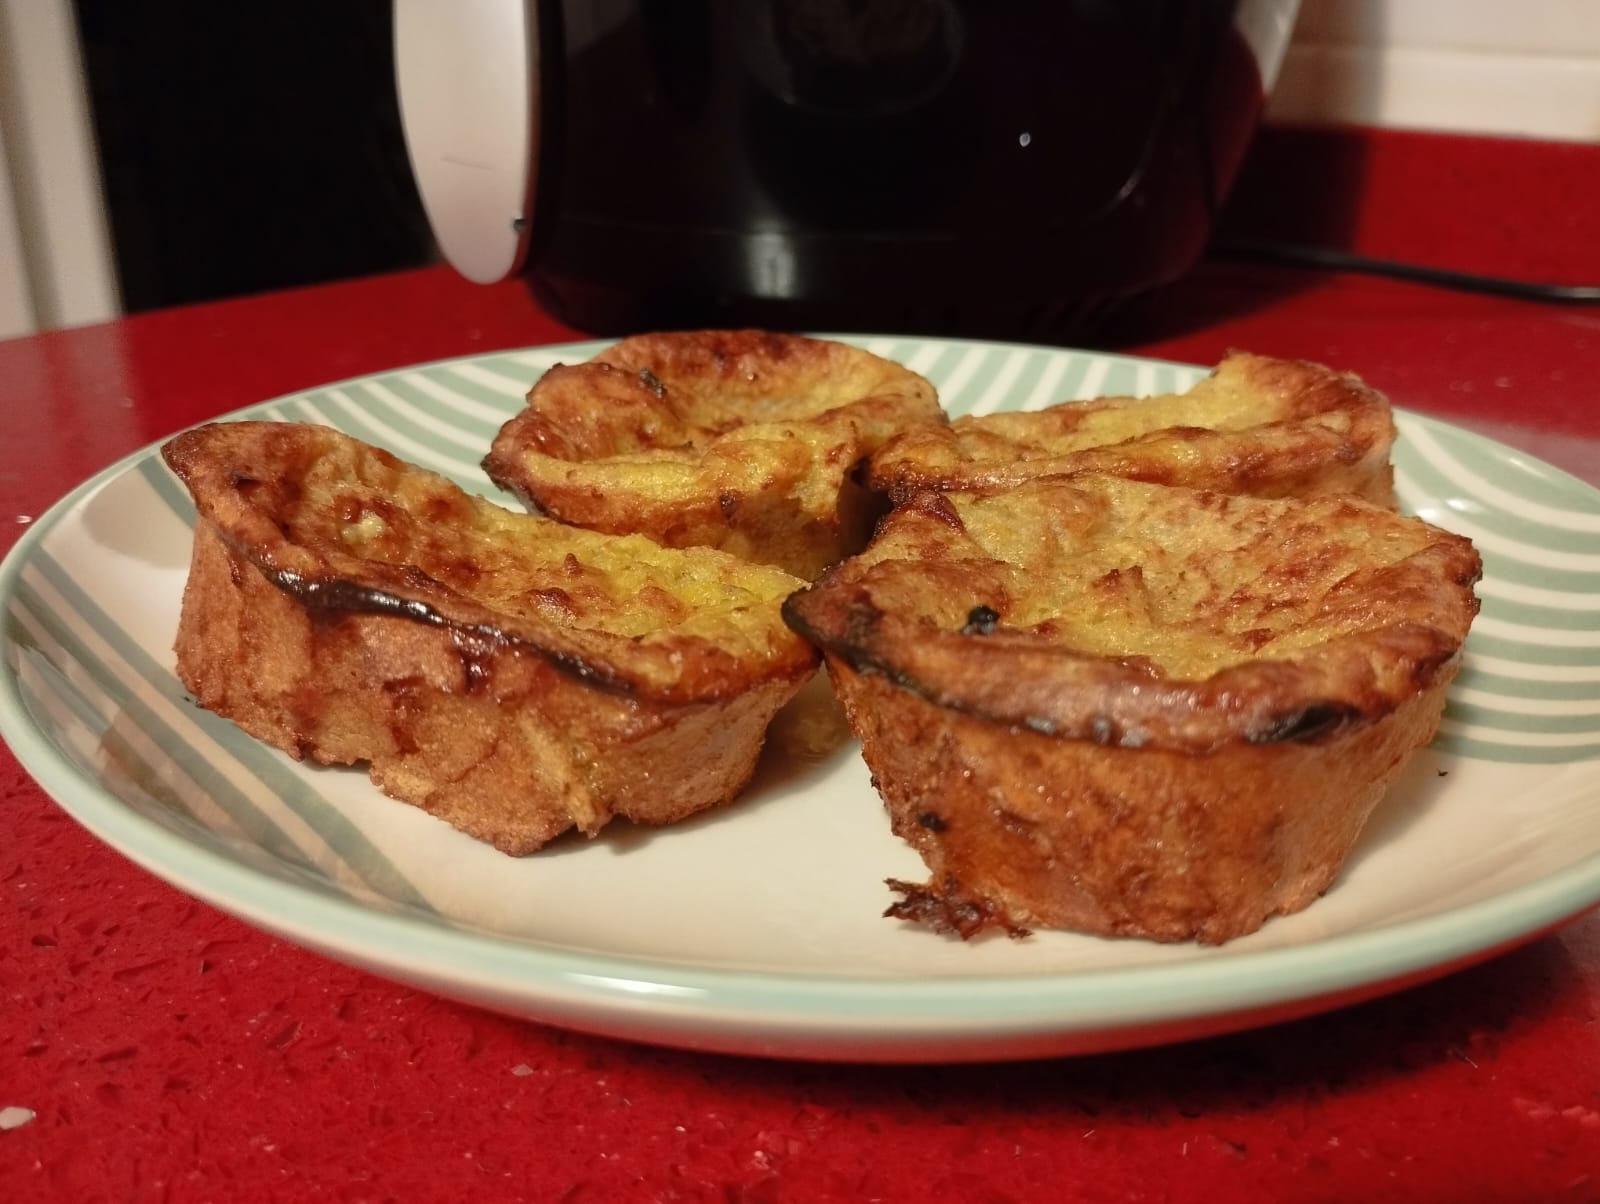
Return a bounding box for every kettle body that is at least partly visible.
[397,0,1298,338]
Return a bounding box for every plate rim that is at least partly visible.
[5,336,1600,1057]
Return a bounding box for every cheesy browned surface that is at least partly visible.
[869,351,1397,506]
[484,330,945,579]
[787,475,1480,752]
[166,421,815,700]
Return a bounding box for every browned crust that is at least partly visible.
[787,583,1468,755]
[833,657,1458,944]
[784,480,1481,756]
[165,422,817,705]
[883,876,1031,940]
[482,330,944,578]
[868,351,1399,507]
[783,474,1480,942]
[160,420,819,855]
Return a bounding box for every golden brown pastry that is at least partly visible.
[783,475,1481,944]
[868,351,1398,507]
[483,330,944,579]
[163,421,818,855]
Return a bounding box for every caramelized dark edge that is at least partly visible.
[163,425,818,706]
[256,562,636,696]
[783,585,1466,754]
[883,877,1031,941]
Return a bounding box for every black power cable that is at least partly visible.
[1211,237,1600,305]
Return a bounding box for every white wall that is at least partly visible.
[0,0,120,339]
[1268,0,1600,140]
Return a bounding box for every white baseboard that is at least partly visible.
[1270,0,1600,141]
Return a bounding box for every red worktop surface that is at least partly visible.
[6,131,1600,1201]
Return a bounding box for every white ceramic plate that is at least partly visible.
[5,338,1600,1063]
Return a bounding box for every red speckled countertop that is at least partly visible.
[3,128,1600,1201]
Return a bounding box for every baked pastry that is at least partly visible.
[162,421,818,855]
[783,475,1481,944]
[868,351,1398,507]
[483,330,944,579]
